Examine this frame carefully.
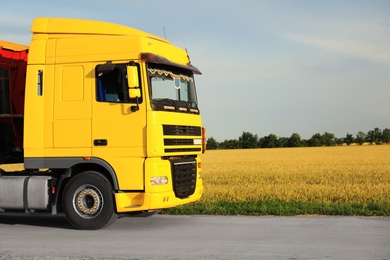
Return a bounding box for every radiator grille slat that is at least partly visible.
[163,125,201,136]
[164,139,194,145]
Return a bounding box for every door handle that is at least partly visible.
[94,139,107,146]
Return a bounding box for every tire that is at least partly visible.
[62,171,118,230]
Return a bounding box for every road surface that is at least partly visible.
[0,214,389,259]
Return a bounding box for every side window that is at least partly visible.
[96,63,142,104]
[96,66,127,103]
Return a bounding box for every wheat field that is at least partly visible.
[2,146,389,206]
[200,145,390,204]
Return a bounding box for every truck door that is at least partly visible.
[92,62,146,191]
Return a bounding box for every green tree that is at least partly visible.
[206,137,219,150]
[219,139,240,149]
[301,139,309,147]
[367,127,382,144]
[382,128,390,144]
[239,132,258,149]
[287,133,302,147]
[344,133,354,145]
[277,137,289,148]
[205,127,390,150]
[322,132,336,146]
[355,131,367,145]
[308,133,322,147]
[336,138,344,146]
[259,134,278,148]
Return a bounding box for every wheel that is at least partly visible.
[62,171,118,230]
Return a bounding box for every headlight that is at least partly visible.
[150,176,169,185]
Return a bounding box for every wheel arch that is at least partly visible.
[24,157,119,214]
[25,157,119,190]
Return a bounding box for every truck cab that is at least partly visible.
[0,18,204,229]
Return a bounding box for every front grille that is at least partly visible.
[164,139,194,146]
[171,159,197,198]
[163,125,201,136]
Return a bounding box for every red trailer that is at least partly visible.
[0,40,28,163]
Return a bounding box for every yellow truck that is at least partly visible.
[0,17,204,229]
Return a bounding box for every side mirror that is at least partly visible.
[129,88,141,99]
[127,65,141,98]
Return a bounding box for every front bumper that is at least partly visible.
[115,180,203,213]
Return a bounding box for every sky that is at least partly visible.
[2,0,389,141]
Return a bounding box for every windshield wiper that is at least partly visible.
[150,98,199,113]
[153,98,174,102]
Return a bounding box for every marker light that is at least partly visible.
[202,127,206,154]
[150,176,169,185]
[197,162,202,169]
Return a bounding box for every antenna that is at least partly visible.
[180,31,191,62]
[163,26,167,40]
[180,30,188,52]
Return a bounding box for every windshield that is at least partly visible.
[148,65,199,113]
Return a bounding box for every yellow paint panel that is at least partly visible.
[54,36,141,64]
[23,64,45,157]
[110,156,145,190]
[53,120,91,148]
[50,64,92,152]
[61,66,84,101]
[115,192,149,212]
[148,188,203,210]
[27,39,46,64]
[54,65,90,120]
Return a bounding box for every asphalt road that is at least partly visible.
[0,213,389,260]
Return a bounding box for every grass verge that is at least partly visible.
[162,200,390,216]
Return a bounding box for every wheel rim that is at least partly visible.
[72,184,103,219]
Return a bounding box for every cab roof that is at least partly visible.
[31,17,170,43]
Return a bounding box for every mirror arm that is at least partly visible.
[131,97,139,112]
